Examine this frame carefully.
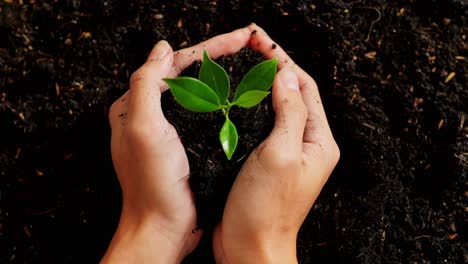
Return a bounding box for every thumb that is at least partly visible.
[269,68,307,153]
[128,40,173,125]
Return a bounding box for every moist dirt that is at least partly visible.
[0,0,466,263]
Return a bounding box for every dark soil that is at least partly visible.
[0,0,466,263]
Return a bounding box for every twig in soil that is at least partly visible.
[187,147,201,158]
[437,119,444,130]
[236,153,248,163]
[356,7,382,42]
[15,147,21,159]
[445,72,456,83]
[23,226,32,238]
[415,235,431,239]
[31,206,59,215]
[366,8,381,41]
[362,122,376,130]
[454,153,468,164]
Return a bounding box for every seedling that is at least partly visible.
[164,50,277,160]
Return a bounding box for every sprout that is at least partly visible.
[164,50,277,160]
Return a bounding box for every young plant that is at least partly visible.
[163,51,277,160]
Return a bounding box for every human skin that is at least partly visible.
[102,24,339,264]
[102,26,252,264]
[212,24,340,264]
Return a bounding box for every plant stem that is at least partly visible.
[221,101,232,117]
[225,101,232,116]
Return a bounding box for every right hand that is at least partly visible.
[213,25,340,263]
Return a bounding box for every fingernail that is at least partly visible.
[280,69,299,91]
[148,40,171,61]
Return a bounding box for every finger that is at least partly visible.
[300,77,334,144]
[162,26,252,91]
[248,24,333,144]
[269,69,307,154]
[128,40,173,125]
[248,24,295,70]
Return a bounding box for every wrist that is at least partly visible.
[242,239,298,264]
[217,227,298,264]
[101,211,185,264]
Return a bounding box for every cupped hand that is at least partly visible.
[102,27,252,264]
[213,25,340,263]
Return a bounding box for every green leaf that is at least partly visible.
[234,57,278,101]
[219,117,238,160]
[164,77,221,112]
[232,90,270,108]
[199,50,230,104]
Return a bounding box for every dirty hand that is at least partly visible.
[102,27,252,264]
[213,25,340,263]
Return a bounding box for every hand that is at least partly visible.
[102,27,252,264]
[213,25,340,263]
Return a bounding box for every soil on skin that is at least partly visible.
[0,0,466,263]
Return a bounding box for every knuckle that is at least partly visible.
[108,101,118,119]
[162,124,178,139]
[129,71,141,85]
[297,102,308,120]
[276,97,307,120]
[329,140,341,166]
[258,143,301,171]
[125,119,175,148]
[302,135,340,171]
[129,66,149,86]
[126,122,153,146]
[108,101,121,127]
[320,137,340,168]
[304,118,317,135]
[299,69,318,90]
[274,154,301,170]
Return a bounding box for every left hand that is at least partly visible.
[213,24,340,264]
[102,27,252,263]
